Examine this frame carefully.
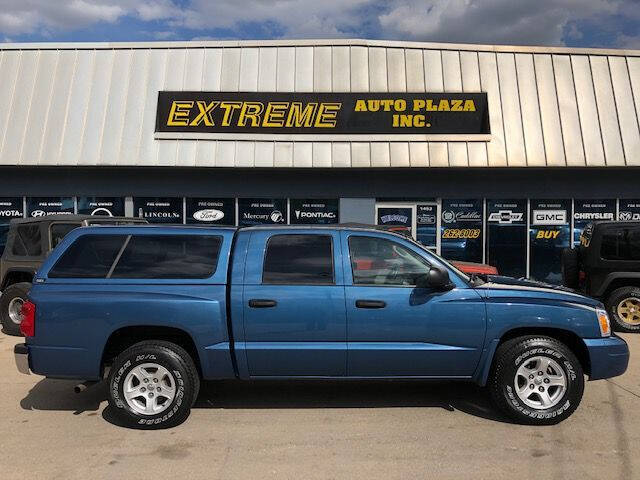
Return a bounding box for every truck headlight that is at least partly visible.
[596,308,611,337]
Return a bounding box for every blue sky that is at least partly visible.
[0,0,638,48]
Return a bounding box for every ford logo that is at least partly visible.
[193,209,224,222]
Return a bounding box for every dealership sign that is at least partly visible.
[156,92,489,136]
[186,198,235,225]
[77,197,125,217]
[290,199,338,225]
[487,200,526,225]
[238,198,287,226]
[0,197,23,220]
[573,200,615,222]
[530,200,571,226]
[27,197,74,217]
[619,200,640,221]
[134,197,183,223]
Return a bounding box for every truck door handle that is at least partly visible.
[248,299,277,308]
[355,300,387,309]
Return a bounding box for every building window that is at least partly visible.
[529,200,571,284]
[440,199,483,263]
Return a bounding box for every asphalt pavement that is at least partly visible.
[1,333,639,480]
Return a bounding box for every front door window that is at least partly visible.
[349,236,431,286]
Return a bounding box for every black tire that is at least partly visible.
[108,340,200,429]
[605,287,640,333]
[489,336,584,425]
[0,282,31,336]
[561,248,579,289]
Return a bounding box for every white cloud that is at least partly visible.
[377,0,622,46]
[0,0,135,34]
[0,0,635,49]
[136,0,182,22]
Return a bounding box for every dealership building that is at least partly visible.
[0,39,639,283]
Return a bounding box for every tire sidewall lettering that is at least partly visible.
[506,346,575,420]
[112,353,187,424]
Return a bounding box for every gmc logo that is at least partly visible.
[532,210,566,226]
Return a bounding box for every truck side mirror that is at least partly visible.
[416,267,454,290]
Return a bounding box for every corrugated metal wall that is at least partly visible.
[0,40,637,168]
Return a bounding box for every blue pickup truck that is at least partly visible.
[14,225,629,428]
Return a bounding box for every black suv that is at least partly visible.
[563,221,640,332]
[1,215,147,336]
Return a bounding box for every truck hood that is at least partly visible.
[476,275,602,308]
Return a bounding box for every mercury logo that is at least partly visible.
[193,209,224,222]
[270,210,284,223]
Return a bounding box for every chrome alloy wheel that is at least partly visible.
[617,298,640,325]
[514,356,567,410]
[7,297,24,325]
[123,363,177,416]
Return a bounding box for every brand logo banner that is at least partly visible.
[573,200,615,223]
[156,92,489,135]
[290,199,338,225]
[0,197,24,220]
[77,197,125,217]
[487,200,526,225]
[27,197,74,217]
[134,197,183,224]
[619,200,640,221]
[238,198,287,226]
[186,198,236,225]
[530,200,571,226]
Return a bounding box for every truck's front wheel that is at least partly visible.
[0,282,31,336]
[489,336,584,425]
[107,341,200,429]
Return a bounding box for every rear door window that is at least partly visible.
[111,235,222,279]
[262,234,334,284]
[49,235,128,278]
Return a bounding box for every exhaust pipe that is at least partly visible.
[74,381,97,394]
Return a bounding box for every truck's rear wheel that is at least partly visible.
[606,287,640,333]
[0,282,31,336]
[107,341,200,429]
[489,336,584,425]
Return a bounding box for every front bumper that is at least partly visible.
[584,336,629,380]
[14,343,30,375]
